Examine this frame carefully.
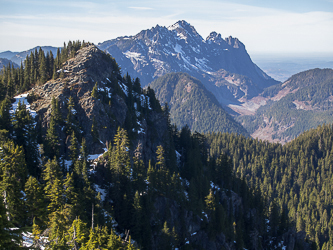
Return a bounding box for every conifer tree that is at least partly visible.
[132,148,146,193]
[69,131,79,170]
[147,160,157,197]
[55,47,61,69]
[84,228,98,249]
[64,172,79,220]
[45,115,60,160]
[132,190,143,244]
[156,145,166,169]
[32,217,42,248]
[52,96,62,123]
[160,221,172,250]
[52,64,58,80]
[66,96,76,136]
[91,82,98,99]
[47,209,68,249]
[12,100,39,176]
[38,49,47,84]
[24,176,46,226]
[0,98,12,133]
[91,117,99,143]
[0,140,27,226]
[107,229,123,249]
[45,97,61,159]
[42,158,63,216]
[66,217,88,249]
[0,199,21,248]
[23,54,31,89]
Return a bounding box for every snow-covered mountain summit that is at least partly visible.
[98,20,279,106]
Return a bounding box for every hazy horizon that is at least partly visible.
[1,0,333,55]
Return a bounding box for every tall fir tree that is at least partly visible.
[12,100,39,176]
[0,140,27,226]
[24,176,46,226]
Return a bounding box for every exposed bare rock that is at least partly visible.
[28,44,168,162]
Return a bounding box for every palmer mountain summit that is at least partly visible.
[98,20,279,105]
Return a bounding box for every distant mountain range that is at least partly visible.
[0,58,19,69]
[2,21,333,145]
[150,72,249,135]
[236,68,333,143]
[98,20,279,105]
[0,46,58,65]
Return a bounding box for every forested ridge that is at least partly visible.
[150,72,249,136]
[238,68,333,142]
[0,41,317,249]
[207,124,333,249]
[0,40,87,100]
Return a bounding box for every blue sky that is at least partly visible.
[1,0,333,55]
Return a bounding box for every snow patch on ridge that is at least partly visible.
[11,93,37,119]
[168,22,183,31]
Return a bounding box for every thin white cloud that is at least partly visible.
[128,7,154,10]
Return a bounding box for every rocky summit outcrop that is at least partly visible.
[98,20,280,106]
[28,44,168,162]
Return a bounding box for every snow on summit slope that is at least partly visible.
[98,20,280,106]
[11,93,37,118]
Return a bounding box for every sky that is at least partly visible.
[1,0,333,56]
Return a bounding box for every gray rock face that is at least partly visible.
[98,20,280,105]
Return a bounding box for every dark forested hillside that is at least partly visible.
[150,72,249,136]
[0,42,307,249]
[207,124,333,249]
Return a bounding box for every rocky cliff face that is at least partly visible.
[98,20,280,105]
[28,44,168,163]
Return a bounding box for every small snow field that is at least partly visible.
[94,184,107,201]
[22,231,48,249]
[11,93,37,119]
[64,160,72,171]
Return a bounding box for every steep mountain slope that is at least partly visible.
[98,20,279,105]
[236,68,333,143]
[150,72,249,135]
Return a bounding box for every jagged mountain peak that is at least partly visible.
[206,31,227,46]
[98,21,279,105]
[167,20,203,42]
[225,36,245,49]
[167,20,192,31]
